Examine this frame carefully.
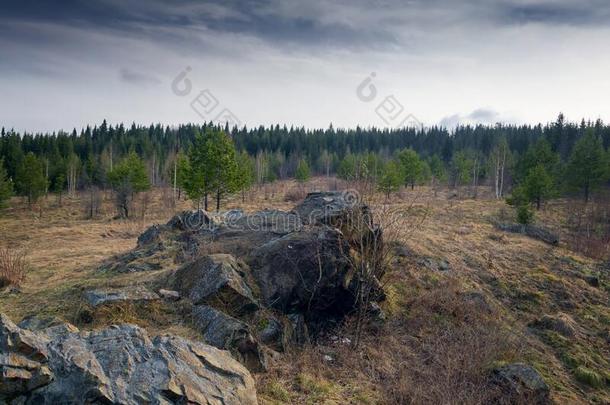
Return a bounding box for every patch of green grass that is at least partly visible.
[263,380,291,403]
[574,366,604,388]
[296,373,336,404]
[539,330,570,350]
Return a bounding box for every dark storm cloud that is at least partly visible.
[501,1,610,25]
[0,0,399,50]
[2,0,610,53]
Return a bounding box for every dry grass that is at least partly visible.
[0,248,28,288]
[0,179,608,404]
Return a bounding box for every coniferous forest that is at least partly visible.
[1,114,609,209]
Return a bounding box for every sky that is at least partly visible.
[1,0,610,133]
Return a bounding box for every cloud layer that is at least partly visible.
[1,0,609,132]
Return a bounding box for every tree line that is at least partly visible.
[0,114,609,216]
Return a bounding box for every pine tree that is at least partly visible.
[16,153,47,208]
[338,154,358,181]
[108,152,150,218]
[522,164,555,210]
[428,155,446,196]
[53,173,65,206]
[516,138,559,182]
[175,153,191,200]
[565,129,608,202]
[377,160,404,198]
[451,150,473,188]
[397,148,424,190]
[295,159,311,183]
[235,151,255,203]
[0,159,14,210]
[188,129,238,211]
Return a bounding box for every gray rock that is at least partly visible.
[293,191,368,226]
[83,286,160,307]
[491,363,550,404]
[227,209,298,233]
[246,226,353,317]
[136,224,162,247]
[0,313,257,404]
[172,254,258,315]
[0,314,52,400]
[192,305,267,372]
[287,314,310,346]
[17,316,79,340]
[0,314,49,362]
[158,289,180,301]
[257,317,288,352]
[167,210,215,232]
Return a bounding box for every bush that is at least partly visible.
[516,205,534,225]
[0,248,28,287]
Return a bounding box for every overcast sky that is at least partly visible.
[1,0,610,133]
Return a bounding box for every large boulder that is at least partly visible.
[101,192,385,360]
[192,305,267,372]
[246,226,354,321]
[0,314,52,400]
[0,313,257,404]
[172,254,259,315]
[293,191,366,226]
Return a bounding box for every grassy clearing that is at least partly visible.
[0,179,608,403]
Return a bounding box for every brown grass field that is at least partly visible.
[0,178,608,404]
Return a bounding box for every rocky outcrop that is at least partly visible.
[0,313,257,404]
[98,192,385,371]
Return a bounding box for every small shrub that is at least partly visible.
[574,366,603,388]
[517,204,534,225]
[0,248,28,288]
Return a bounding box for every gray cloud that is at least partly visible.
[119,68,161,86]
[1,0,610,132]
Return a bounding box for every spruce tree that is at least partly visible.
[0,159,14,210]
[16,153,47,208]
[235,151,255,203]
[522,164,555,210]
[397,148,424,190]
[295,159,311,183]
[108,152,150,218]
[188,129,238,211]
[377,160,404,198]
[565,129,608,202]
